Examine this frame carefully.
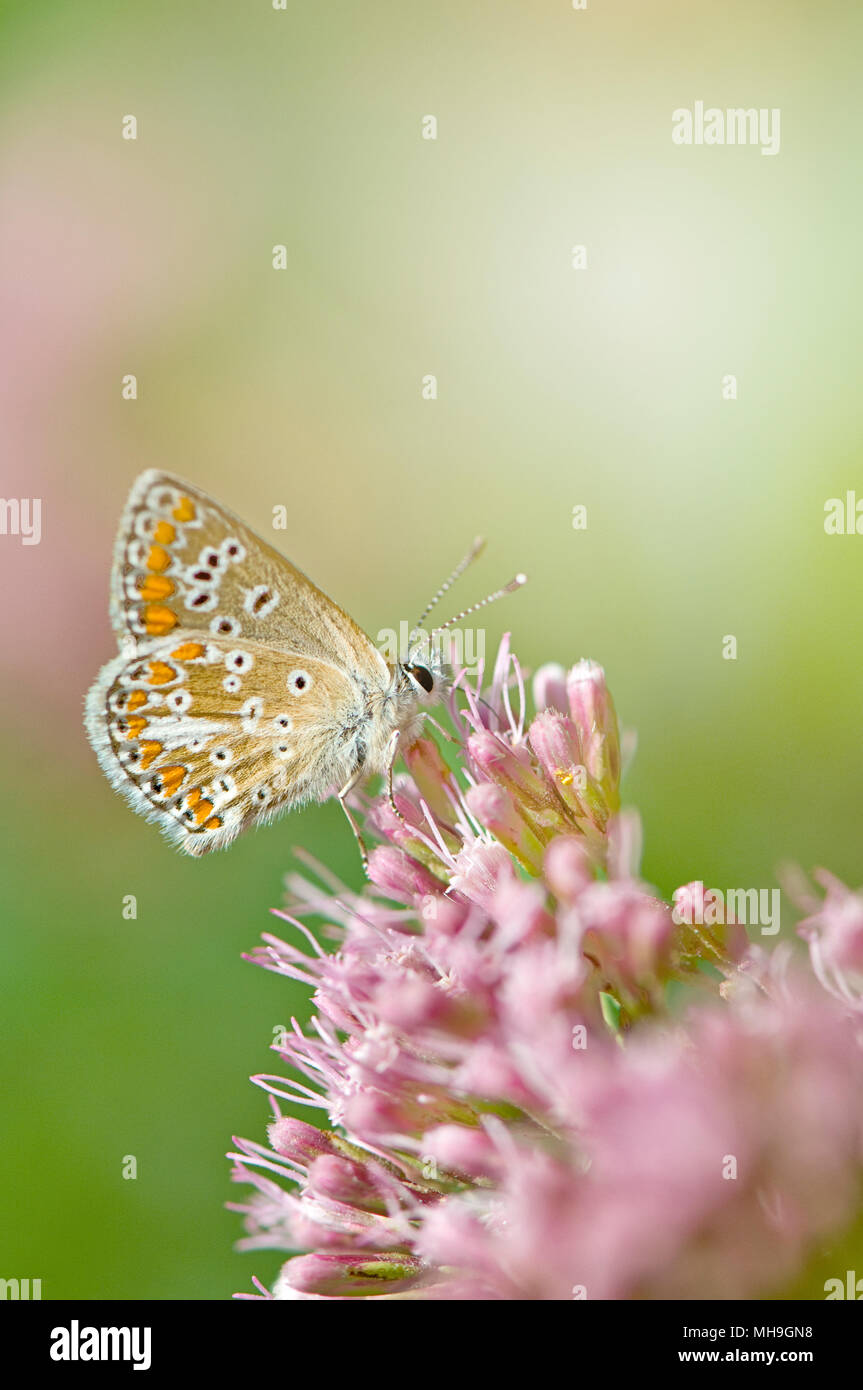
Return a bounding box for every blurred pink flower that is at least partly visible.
[796,869,863,1011]
[228,641,863,1299]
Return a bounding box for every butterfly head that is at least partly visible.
[399,629,452,704]
[393,552,529,714]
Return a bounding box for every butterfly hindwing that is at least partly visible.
[109,470,387,680]
[86,635,373,854]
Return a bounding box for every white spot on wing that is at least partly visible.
[244,584,280,619]
[240,697,264,733]
[287,669,312,695]
[225,650,254,674]
[185,589,218,613]
[221,538,246,564]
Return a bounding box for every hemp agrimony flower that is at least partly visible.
[228,640,863,1300]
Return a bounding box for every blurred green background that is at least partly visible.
[1,0,861,1299]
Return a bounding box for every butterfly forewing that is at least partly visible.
[87,636,373,854]
[110,470,387,679]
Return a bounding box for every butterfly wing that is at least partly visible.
[109,470,388,680]
[85,635,375,855]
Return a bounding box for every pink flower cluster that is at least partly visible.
[228,641,863,1300]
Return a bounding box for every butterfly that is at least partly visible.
[85,471,525,860]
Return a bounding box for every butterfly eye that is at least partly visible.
[408,664,434,693]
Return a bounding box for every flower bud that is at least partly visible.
[367,846,445,903]
[366,790,450,871]
[374,975,487,1036]
[532,662,568,713]
[449,840,514,910]
[419,893,469,936]
[670,879,750,971]
[403,736,456,823]
[579,882,673,1005]
[544,836,594,902]
[268,1117,338,1166]
[528,711,588,817]
[280,1251,426,1297]
[566,660,621,808]
[423,1124,503,1181]
[307,1155,387,1212]
[467,730,551,807]
[466,782,545,874]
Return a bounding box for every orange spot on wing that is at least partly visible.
[185,789,202,809]
[203,816,222,830]
[173,496,196,523]
[171,642,206,661]
[193,799,214,825]
[124,715,147,740]
[143,604,179,635]
[147,661,177,686]
[152,520,176,545]
[126,690,147,711]
[137,574,175,601]
[158,766,186,797]
[146,545,171,573]
[139,741,163,770]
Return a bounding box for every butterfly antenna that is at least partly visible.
[414,536,486,629]
[432,572,527,635]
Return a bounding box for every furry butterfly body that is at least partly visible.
[85,472,445,855]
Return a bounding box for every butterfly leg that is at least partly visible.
[337,778,371,876]
[338,733,404,874]
[384,730,407,823]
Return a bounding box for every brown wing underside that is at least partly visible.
[86,635,370,854]
[109,470,388,681]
